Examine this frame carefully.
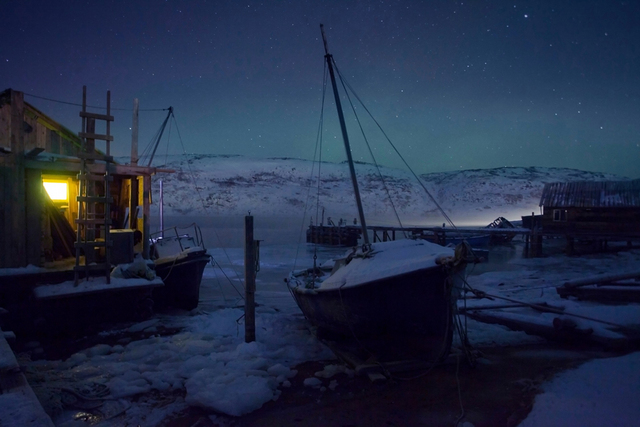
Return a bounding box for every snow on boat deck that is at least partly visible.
[321,239,454,289]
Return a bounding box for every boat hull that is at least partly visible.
[153,251,210,310]
[291,264,457,362]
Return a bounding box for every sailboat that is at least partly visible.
[287,26,469,363]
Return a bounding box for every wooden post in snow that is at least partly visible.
[245,215,256,343]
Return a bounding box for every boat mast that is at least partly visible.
[320,24,370,245]
[147,106,173,167]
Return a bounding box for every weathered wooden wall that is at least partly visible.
[0,89,84,267]
[542,207,640,236]
[0,90,27,267]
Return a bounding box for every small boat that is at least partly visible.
[485,216,517,244]
[289,239,467,361]
[150,224,211,310]
[287,26,468,363]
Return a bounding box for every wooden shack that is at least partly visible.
[539,180,640,241]
[0,88,170,331]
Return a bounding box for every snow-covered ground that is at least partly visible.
[13,240,639,427]
[3,157,639,426]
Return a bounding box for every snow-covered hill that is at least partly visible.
[145,155,625,226]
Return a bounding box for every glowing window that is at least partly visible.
[43,181,68,201]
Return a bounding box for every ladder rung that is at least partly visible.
[79,111,114,121]
[77,151,114,162]
[77,196,113,203]
[78,132,114,142]
[75,241,112,248]
[76,219,112,225]
[78,173,114,182]
[74,264,111,272]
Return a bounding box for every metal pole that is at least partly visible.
[131,98,139,165]
[244,215,256,342]
[159,179,164,238]
[320,24,369,245]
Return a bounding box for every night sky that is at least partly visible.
[2,1,639,178]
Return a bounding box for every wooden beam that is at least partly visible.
[25,147,45,158]
[25,169,43,266]
[9,90,26,267]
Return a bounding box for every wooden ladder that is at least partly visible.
[74,86,115,285]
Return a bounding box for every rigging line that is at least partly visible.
[337,69,460,234]
[170,111,247,293]
[211,256,245,300]
[312,65,329,273]
[24,93,169,111]
[333,58,407,237]
[139,116,168,163]
[293,60,328,273]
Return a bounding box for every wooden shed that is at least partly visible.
[0,88,177,332]
[0,88,168,270]
[538,180,640,239]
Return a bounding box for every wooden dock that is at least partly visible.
[306,225,361,246]
[367,225,529,245]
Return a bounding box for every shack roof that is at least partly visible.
[539,180,640,208]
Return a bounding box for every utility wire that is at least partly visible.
[24,92,169,112]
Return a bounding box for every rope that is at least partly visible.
[292,59,328,276]
[332,64,464,241]
[453,353,466,427]
[332,59,407,237]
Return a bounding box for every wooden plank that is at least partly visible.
[557,285,640,302]
[562,271,640,289]
[79,111,114,121]
[78,132,114,142]
[465,310,630,349]
[33,277,164,300]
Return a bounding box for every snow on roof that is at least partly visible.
[539,179,640,208]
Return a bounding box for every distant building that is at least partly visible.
[538,180,640,239]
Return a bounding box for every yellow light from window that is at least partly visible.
[43,181,68,201]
